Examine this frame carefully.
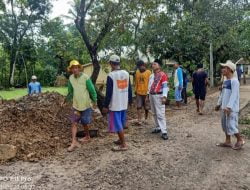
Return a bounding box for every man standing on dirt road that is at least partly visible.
[181,66,188,105]
[28,75,41,95]
[173,62,183,109]
[62,60,97,152]
[134,60,151,125]
[192,64,208,115]
[102,55,132,151]
[148,59,169,140]
[215,61,245,150]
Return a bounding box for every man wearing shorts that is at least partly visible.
[192,64,208,115]
[173,62,183,108]
[134,60,151,125]
[215,61,244,150]
[102,55,132,151]
[63,60,97,152]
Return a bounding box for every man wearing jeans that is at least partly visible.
[148,59,169,140]
[174,62,183,108]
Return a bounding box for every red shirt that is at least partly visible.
[149,71,168,94]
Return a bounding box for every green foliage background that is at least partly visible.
[0,0,249,88]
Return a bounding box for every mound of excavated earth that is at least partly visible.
[0,92,137,162]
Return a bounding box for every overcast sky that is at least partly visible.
[50,0,73,23]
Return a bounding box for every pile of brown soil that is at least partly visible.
[0,92,137,162]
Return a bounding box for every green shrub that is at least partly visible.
[168,89,175,100]
[37,65,57,86]
[187,90,193,97]
[242,128,250,139]
[239,118,250,125]
[168,76,174,88]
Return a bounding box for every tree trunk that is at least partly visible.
[9,50,18,86]
[90,48,100,85]
[133,9,143,60]
[1,57,3,87]
[74,0,115,114]
[21,54,28,87]
[77,34,104,112]
[89,48,104,112]
[209,42,214,87]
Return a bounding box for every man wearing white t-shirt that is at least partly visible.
[102,55,132,151]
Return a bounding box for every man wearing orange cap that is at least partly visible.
[62,60,97,152]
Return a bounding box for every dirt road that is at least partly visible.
[0,90,250,190]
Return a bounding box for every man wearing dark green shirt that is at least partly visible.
[63,60,97,152]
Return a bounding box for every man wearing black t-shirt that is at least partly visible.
[192,64,208,115]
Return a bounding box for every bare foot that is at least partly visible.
[67,142,81,152]
[232,140,245,150]
[78,136,91,144]
[174,107,182,110]
[112,145,128,151]
[216,142,232,147]
[135,120,142,126]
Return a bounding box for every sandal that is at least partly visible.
[216,143,232,148]
[78,137,91,144]
[111,145,128,151]
[135,120,143,125]
[174,107,182,110]
[124,125,129,129]
[67,143,81,152]
[113,140,122,145]
[232,141,245,150]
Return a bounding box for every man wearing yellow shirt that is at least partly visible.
[135,60,151,125]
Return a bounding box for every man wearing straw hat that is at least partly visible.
[62,60,97,152]
[215,60,245,150]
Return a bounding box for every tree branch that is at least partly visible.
[133,8,143,58]
[94,21,112,49]
[75,0,95,58]
[85,0,94,13]
[94,5,116,48]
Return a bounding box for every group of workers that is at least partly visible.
[28,56,245,152]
